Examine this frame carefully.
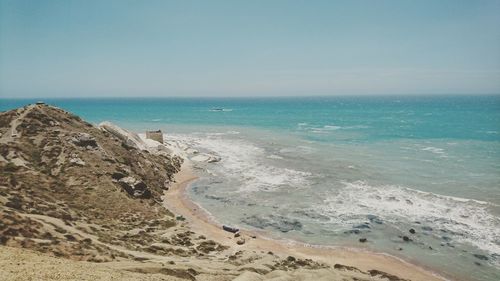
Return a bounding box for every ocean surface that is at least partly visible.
[1,96,500,280]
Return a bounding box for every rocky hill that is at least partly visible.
[0,103,184,261]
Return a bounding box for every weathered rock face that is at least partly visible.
[71,133,98,148]
[118,176,151,199]
[98,121,147,151]
[0,103,182,260]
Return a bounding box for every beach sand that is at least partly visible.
[162,161,449,281]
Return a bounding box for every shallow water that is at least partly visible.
[1,95,499,280]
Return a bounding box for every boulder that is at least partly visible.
[118,176,151,199]
[222,225,239,233]
[71,133,98,148]
[111,171,126,181]
[69,157,86,166]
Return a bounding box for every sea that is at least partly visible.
[1,95,499,281]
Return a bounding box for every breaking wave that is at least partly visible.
[322,181,500,256]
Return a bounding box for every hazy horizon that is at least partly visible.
[1,0,500,98]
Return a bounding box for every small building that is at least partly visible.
[146,130,164,143]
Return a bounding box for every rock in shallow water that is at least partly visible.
[241,215,303,233]
[366,215,383,224]
[473,254,489,261]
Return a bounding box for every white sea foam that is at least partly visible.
[322,181,500,256]
[267,154,284,160]
[421,146,445,154]
[323,125,342,130]
[304,124,368,133]
[169,133,311,192]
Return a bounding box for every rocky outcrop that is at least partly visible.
[71,132,98,148]
[118,176,151,198]
[98,121,147,150]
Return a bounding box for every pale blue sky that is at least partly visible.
[1,0,499,97]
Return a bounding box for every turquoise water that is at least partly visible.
[1,96,500,280]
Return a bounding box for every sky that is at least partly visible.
[1,0,499,98]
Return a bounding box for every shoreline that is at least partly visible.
[163,161,452,281]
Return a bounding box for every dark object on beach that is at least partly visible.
[402,236,411,242]
[359,238,367,243]
[222,225,239,233]
[176,215,186,221]
[368,269,405,281]
[236,238,245,245]
[409,228,416,234]
[36,101,45,105]
[234,232,240,238]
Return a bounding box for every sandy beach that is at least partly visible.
[163,161,449,281]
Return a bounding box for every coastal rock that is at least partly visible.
[118,176,152,199]
[191,153,221,163]
[98,121,147,150]
[473,254,489,261]
[71,133,98,148]
[359,238,367,243]
[69,157,86,166]
[236,238,245,245]
[242,215,303,233]
[409,228,416,234]
[366,215,383,224]
[111,171,127,181]
[222,225,239,233]
[353,223,370,229]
